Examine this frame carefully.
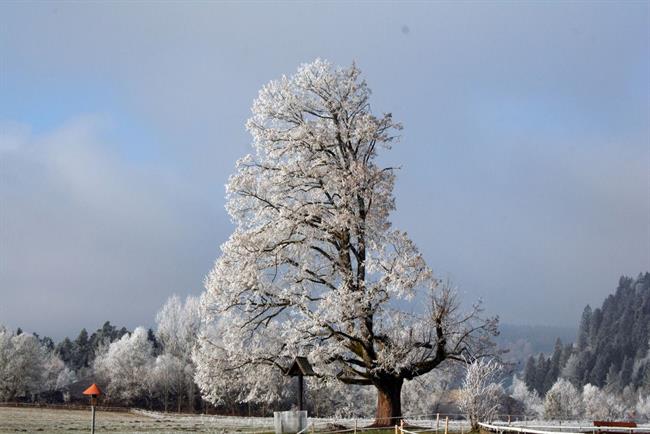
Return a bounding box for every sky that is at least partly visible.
[0,1,648,340]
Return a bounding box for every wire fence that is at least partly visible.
[0,401,131,412]
[479,422,650,434]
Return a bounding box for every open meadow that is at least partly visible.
[0,406,472,434]
[0,406,274,433]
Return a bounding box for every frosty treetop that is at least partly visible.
[195,60,497,424]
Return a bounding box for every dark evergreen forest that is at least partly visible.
[523,272,650,396]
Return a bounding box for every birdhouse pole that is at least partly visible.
[91,404,96,434]
[82,383,102,434]
[285,357,315,414]
[298,374,304,411]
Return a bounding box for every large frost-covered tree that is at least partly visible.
[196,59,497,425]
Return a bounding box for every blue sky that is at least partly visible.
[1,1,648,339]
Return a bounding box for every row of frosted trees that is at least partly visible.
[514,376,650,421]
[0,327,75,401]
[457,359,650,430]
[0,295,200,412]
[92,295,201,412]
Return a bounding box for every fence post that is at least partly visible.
[508,415,511,426]
[436,413,440,433]
[445,416,449,434]
[395,424,399,434]
[354,419,357,434]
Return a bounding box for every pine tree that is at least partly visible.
[560,343,573,367]
[544,339,563,392]
[577,305,592,351]
[56,337,74,366]
[621,356,633,386]
[73,328,90,371]
[535,354,549,395]
[524,356,537,391]
[605,363,622,393]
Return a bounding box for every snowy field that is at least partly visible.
[0,407,276,433]
[0,407,474,433]
[7,407,650,434]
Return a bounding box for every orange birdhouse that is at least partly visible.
[83,383,102,407]
[83,383,102,397]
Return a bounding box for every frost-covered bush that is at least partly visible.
[582,383,626,420]
[544,378,583,420]
[511,376,543,418]
[636,394,650,421]
[457,358,503,430]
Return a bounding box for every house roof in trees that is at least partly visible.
[286,356,315,376]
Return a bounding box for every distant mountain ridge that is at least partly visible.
[498,323,576,353]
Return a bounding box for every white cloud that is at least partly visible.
[0,116,224,338]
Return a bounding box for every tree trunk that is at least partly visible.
[373,377,404,427]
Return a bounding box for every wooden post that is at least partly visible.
[298,374,304,411]
[395,425,399,434]
[436,413,440,433]
[311,422,315,434]
[91,404,96,434]
[508,415,511,426]
[354,419,358,434]
[445,416,448,434]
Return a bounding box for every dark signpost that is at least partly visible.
[82,383,102,434]
[286,357,315,411]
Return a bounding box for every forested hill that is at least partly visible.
[524,272,650,396]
